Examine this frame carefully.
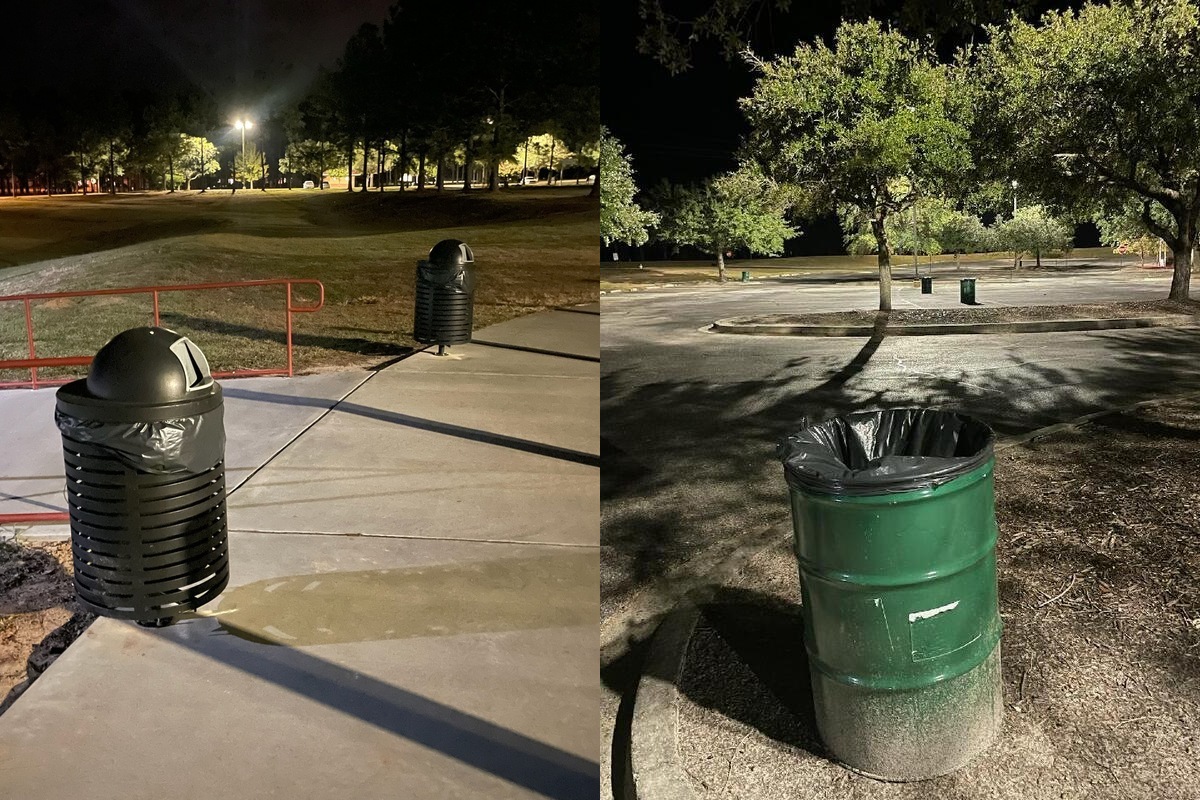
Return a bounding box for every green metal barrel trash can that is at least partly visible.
[778,409,1002,781]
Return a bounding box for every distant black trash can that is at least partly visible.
[960,277,977,305]
[55,327,228,625]
[920,276,933,294]
[414,239,475,353]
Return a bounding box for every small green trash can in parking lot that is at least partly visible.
[920,276,933,294]
[960,277,976,305]
[741,270,750,282]
[778,409,1002,780]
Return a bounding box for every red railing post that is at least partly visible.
[23,298,37,389]
[285,281,294,377]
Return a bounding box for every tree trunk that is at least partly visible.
[360,139,368,191]
[347,148,354,191]
[79,150,87,195]
[436,152,445,190]
[378,141,385,191]
[1169,223,1194,300]
[1035,246,1041,268]
[716,248,726,282]
[463,138,474,191]
[547,140,556,185]
[417,150,426,190]
[872,215,893,312]
[109,141,116,195]
[168,155,175,192]
[397,132,408,192]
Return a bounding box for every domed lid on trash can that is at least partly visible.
[427,239,474,270]
[778,408,994,495]
[56,327,222,422]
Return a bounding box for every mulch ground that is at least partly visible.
[675,394,1200,799]
[728,299,1200,327]
[0,540,93,716]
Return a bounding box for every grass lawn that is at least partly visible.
[0,187,598,381]
[601,246,1140,289]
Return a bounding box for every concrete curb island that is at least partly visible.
[710,315,1198,337]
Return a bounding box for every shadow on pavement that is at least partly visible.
[222,386,600,467]
[143,616,597,800]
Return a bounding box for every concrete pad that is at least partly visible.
[227,349,599,545]
[0,532,599,800]
[471,309,600,360]
[0,371,365,518]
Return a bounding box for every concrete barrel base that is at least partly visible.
[811,644,1003,781]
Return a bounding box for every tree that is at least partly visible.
[600,127,659,246]
[284,139,340,188]
[934,208,988,267]
[233,145,261,188]
[741,20,971,310]
[995,204,1073,268]
[974,0,1200,299]
[637,0,1039,74]
[654,167,796,281]
[1094,196,1173,265]
[177,135,219,190]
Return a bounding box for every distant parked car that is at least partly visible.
[519,176,537,185]
[302,180,315,189]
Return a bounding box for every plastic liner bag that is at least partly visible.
[55,406,225,475]
[778,408,994,495]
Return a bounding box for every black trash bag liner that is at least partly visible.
[55,406,225,475]
[779,408,994,495]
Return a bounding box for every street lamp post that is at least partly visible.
[234,119,253,188]
[1011,179,1018,215]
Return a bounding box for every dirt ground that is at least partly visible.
[726,299,1200,327]
[674,394,1200,799]
[0,539,93,715]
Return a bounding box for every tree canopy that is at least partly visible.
[601,128,660,246]
[0,1,598,197]
[653,167,796,280]
[973,0,1200,298]
[740,19,972,309]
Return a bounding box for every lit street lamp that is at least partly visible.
[234,118,253,158]
[1011,178,1018,215]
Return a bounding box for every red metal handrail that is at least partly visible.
[0,278,324,389]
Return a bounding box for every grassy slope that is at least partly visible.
[0,188,598,378]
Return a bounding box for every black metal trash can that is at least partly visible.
[414,239,475,354]
[920,275,933,294]
[55,327,228,625]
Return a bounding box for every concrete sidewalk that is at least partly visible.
[0,308,600,799]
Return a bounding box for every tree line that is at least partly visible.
[0,0,598,197]
[603,0,1198,302]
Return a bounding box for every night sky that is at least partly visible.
[603,1,1097,256]
[12,0,396,115]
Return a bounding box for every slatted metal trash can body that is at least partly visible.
[55,327,228,625]
[414,239,475,351]
[778,409,1003,781]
